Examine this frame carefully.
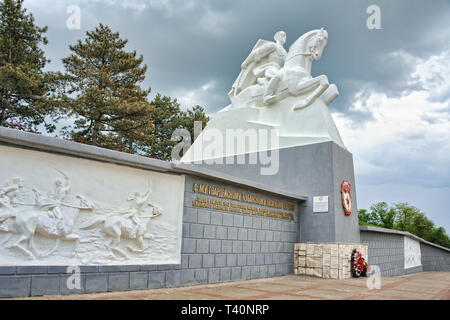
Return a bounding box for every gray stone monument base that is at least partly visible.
[185,141,360,244]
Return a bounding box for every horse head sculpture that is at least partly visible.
[285,28,328,75]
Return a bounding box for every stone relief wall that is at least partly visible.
[0,145,185,266]
[404,236,422,269]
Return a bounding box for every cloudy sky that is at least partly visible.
[24,0,450,231]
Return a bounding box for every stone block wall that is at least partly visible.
[181,176,299,286]
[294,242,367,279]
[0,175,300,298]
[0,128,303,298]
[0,264,182,298]
[2,128,450,299]
[360,226,450,276]
[421,243,450,272]
[360,230,405,276]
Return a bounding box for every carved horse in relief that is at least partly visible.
[0,194,93,259]
[80,202,163,259]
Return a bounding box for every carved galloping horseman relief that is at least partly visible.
[0,174,168,264]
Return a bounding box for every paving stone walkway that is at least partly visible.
[11,271,450,300]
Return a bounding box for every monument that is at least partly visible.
[182,28,344,161]
[182,29,361,244]
[1,28,448,297]
[0,28,369,297]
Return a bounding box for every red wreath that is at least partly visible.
[351,249,368,277]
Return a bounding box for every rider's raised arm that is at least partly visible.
[136,191,151,206]
[33,188,43,206]
[61,179,71,198]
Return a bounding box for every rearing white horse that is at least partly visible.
[264,28,330,110]
[228,29,334,110]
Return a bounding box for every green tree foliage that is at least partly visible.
[357,209,372,225]
[142,94,209,160]
[357,202,395,228]
[428,227,450,248]
[144,94,183,160]
[0,0,58,132]
[181,104,210,143]
[393,203,434,240]
[60,23,154,150]
[372,202,396,229]
[358,202,450,248]
[393,202,420,232]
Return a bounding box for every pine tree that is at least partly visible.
[141,94,210,160]
[144,94,184,160]
[61,23,154,149]
[182,105,210,144]
[0,0,56,131]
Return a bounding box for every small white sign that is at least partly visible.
[313,196,329,213]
